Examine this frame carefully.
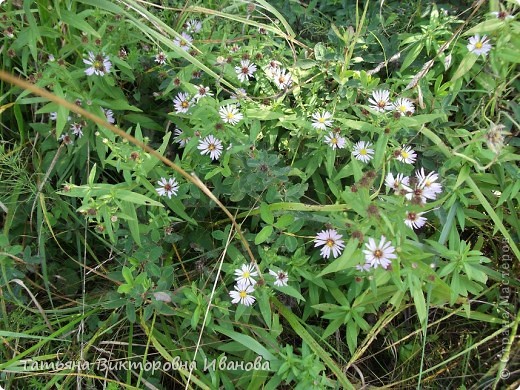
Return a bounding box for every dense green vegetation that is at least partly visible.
[0,0,518,388]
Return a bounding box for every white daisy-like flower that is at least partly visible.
[314,229,345,259]
[59,133,73,145]
[173,128,190,147]
[352,141,374,163]
[230,88,247,100]
[173,32,193,51]
[467,34,492,56]
[193,85,213,101]
[356,262,372,272]
[234,263,258,287]
[70,123,83,138]
[49,112,58,121]
[185,19,202,33]
[416,168,443,199]
[235,59,257,83]
[229,283,255,306]
[363,236,397,269]
[83,52,112,76]
[490,11,513,20]
[219,105,243,125]
[311,111,333,130]
[404,211,427,229]
[393,97,415,117]
[173,92,191,114]
[396,146,417,164]
[197,135,223,160]
[155,177,179,199]
[272,68,293,90]
[368,89,392,112]
[324,132,346,150]
[155,52,167,65]
[103,108,115,124]
[269,269,289,287]
[385,172,411,194]
[264,59,282,77]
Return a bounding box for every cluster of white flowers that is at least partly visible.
[264,61,292,90]
[172,19,201,52]
[313,229,398,271]
[367,89,415,117]
[229,264,289,306]
[385,168,443,229]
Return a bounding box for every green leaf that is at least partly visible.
[464,19,506,35]
[451,55,478,83]
[411,282,427,328]
[255,225,273,245]
[259,202,274,225]
[122,266,133,284]
[214,325,276,361]
[114,189,163,207]
[126,302,136,323]
[61,9,101,38]
[258,289,272,328]
[274,214,294,229]
[318,240,359,276]
[401,42,424,72]
[272,284,305,302]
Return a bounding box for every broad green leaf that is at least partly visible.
[464,19,506,35]
[214,325,275,361]
[259,202,274,225]
[401,42,424,72]
[61,10,101,37]
[318,240,360,277]
[114,189,163,207]
[255,225,273,245]
[258,289,272,328]
[411,283,427,328]
[451,55,478,83]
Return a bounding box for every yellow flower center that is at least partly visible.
[326,239,335,247]
[226,112,234,119]
[401,151,409,158]
[399,105,407,112]
[475,42,483,49]
[360,149,367,155]
[208,143,215,151]
[318,117,326,123]
[374,249,383,258]
[331,137,337,144]
[239,290,247,298]
[243,271,250,278]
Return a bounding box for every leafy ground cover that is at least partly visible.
[0,0,519,388]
